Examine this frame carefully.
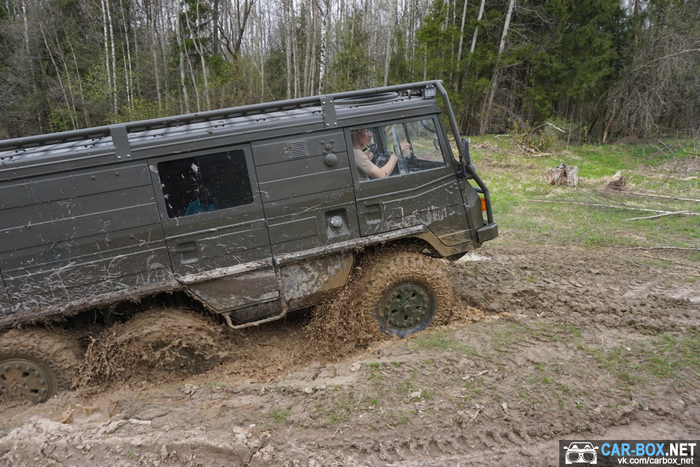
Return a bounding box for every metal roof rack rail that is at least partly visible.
[0,80,449,153]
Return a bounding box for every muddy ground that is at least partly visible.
[0,239,698,466]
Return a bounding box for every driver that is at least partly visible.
[352,128,410,181]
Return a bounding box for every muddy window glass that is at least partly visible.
[157,150,253,218]
[351,118,447,181]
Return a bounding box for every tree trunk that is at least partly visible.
[174,11,190,113]
[67,38,89,127]
[480,70,500,135]
[303,0,312,96]
[158,0,170,114]
[308,2,318,95]
[119,0,134,112]
[498,0,515,55]
[20,0,30,54]
[470,0,485,54]
[455,0,469,91]
[291,1,301,97]
[105,0,118,115]
[149,1,163,114]
[39,24,77,129]
[317,0,330,93]
[284,0,293,99]
[187,0,212,110]
[384,0,397,86]
[480,0,515,135]
[100,0,113,113]
[212,0,220,55]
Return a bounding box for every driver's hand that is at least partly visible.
[401,142,411,151]
[368,151,375,160]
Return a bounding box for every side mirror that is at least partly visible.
[461,138,472,166]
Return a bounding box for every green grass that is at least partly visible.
[458,320,700,424]
[470,136,699,251]
[409,330,478,355]
[480,320,700,385]
[482,321,583,352]
[268,406,292,424]
[582,329,700,387]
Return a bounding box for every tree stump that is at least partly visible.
[542,163,579,187]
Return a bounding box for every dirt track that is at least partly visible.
[0,242,698,466]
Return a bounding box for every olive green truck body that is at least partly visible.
[0,81,497,331]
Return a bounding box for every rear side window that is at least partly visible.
[157,150,253,218]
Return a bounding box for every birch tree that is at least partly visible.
[284,0,293,98]
[317,0,331,92]
[479,0,514,135]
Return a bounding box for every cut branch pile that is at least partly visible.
[604,171,627,191]
[511,121,565,157]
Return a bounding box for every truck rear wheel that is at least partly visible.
[0,329,82,404]
[362,252,454,337]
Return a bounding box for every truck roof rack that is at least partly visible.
[0,81,450,155]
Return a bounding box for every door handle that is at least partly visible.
[360,203,382,225]
[171,242,197,254]
[360,204,381,216]
[172,241,199,264]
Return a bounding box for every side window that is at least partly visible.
[351,118,447,181]
[157,150,254,218]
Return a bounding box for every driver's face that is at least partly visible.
[359,129,372,144]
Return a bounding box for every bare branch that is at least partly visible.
[630,48,700,75]
[532,199,700,216]
[626,211,690,221]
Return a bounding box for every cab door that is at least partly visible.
[149,146,280,317]
[0,269,12,313]
[351,117,471,246]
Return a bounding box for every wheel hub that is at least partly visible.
[0,359,52,404]
[381,282,432,330]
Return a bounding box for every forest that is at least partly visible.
[0,0,698,142]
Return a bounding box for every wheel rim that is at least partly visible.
[379,282,434,330]
[0,359,54,404]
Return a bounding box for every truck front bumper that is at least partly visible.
[477,222,498,244]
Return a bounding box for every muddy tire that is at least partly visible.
[361,252,454,337]
[80,309,222,386]
[122,309,221,374]
[0,329,82,404]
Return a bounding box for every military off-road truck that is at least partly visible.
[0,81,497,403]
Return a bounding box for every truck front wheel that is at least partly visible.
[362,252,454,337]
[0,329,82,404]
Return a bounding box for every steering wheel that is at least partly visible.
[391,126,409,174]
[366,143,390,168]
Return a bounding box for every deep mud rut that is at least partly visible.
[0,243,698,466]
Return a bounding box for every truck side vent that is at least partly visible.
[283,141,309,159]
